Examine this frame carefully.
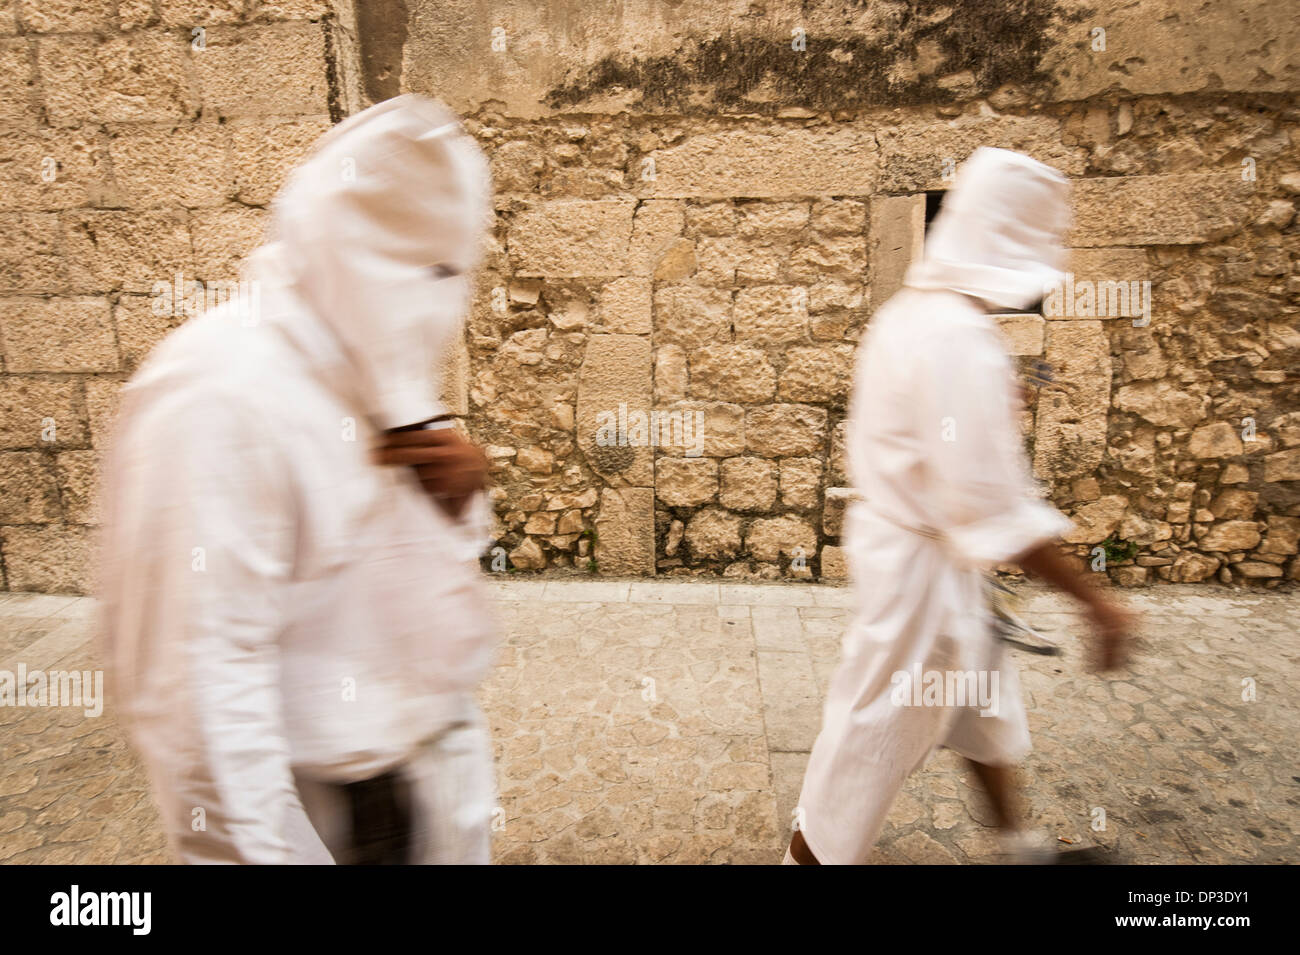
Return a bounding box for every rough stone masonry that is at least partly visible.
[0,0,1297,593]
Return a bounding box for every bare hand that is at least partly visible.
[372,425,487,519]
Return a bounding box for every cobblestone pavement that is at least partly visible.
[1,581,1296,864]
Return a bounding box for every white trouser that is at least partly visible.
[293,703,496,865]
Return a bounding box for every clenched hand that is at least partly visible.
[372,425,488,519]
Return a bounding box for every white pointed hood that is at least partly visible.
[252,94,490,430]
[904,147,1070,310]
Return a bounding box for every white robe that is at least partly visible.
[796,148,1074,865]
[98,96,499,864]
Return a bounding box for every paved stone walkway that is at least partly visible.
[1,581,1296,864]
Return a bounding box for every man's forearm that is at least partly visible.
[1016,541,1102,607]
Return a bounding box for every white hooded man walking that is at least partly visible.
[786,148,1135,866]
[99,96,500,864]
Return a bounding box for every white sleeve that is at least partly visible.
[926,320,1072,568]
[103,394,324,864]
[446,488,494,563]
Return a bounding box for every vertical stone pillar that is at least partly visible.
[868,194,926,306]
[577,334,655,575]
[1033,320,1112,481]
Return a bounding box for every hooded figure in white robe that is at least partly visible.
[794,148,1075,865]
[98,95,499,864]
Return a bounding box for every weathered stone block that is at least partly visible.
[1161,552,1220,583]
[654,345,687,403]
[876,114,1084,192]
[734,286,807,345]
[822,487,859,536]
[746,515,817,562]
[37,31,194,126]
[597,486,655,575]
[1261,516,1300,555]
[1070,174,1252,247]
[653,286,730,349]
[0,214,65,293]
[159,1,245,25]
[817,547,845,582]
[778,346,852,403]
[685,202,735,236]
[683,507,742,560]
[0,38,38,126]
[746,405,828,457]
[523,511,556,535]
[1208,489,1257,521]
[1045,1,1299,99]
[647,128,878,199]
[1062,495,1127,544]
[113,295,178,372]
[656,457,717,507]
[993,314,1045,356]
[811,199,866,235]
[510,200,635,277]
[22,0,115,31]
[718,457,776,513]
[779,457,822,509]
[1067,248,1149,281]
[0,298,117,372]
[0,524,93,592]
[84,377,123,449]
[869,194,925,306]
[654,402,744,459]
[1113,381,1208,429]
[597,277,651,334]
[629,200,685,276]
[192,25,330,118]
[1189,422,1244,459]
[1263,448,1300,482]
[690,344,775,404]
[508,537,546,571]
[108,124,234,208]
[63,210,193,293]
[788,234,867,283]
[1197,521,1262,552]
[0,451,61,523]
[231,119,332,204]
[0,377,87,450]
[1032,321,1110,481]
[56,449,100,524]
[191,206,267,278]
[576,334,653,486]
[0,127,115,211]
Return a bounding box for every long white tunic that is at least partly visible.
[796,148,1075,865]
[98,97,499,864]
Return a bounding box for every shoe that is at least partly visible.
[999,830,1111,864]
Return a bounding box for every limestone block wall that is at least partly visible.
[463,106,1298,587]
[0,0,361,592]
[2,0,1298,592]
[413,0,1300,588]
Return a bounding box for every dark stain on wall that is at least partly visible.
[546,0,1065,114]
[357,0,411,103]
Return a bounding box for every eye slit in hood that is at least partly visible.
[254,95,491,431]
[904,147,1071,312]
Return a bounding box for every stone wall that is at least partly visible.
[0,0,361,592]
[2,0,1298,592]
[419,1,1300,588]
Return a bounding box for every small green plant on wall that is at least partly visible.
[1100,536,1138,565]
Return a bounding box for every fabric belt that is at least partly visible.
[859,501,945,544]
[336,769,414,865]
